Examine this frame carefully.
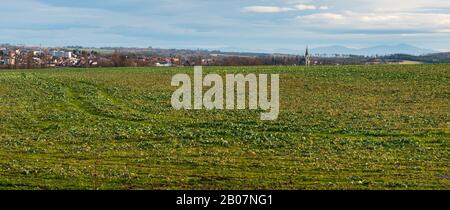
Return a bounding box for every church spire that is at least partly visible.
[305,45,311,66]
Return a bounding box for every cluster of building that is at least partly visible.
[2,45,408,68]
[1,45,320,69]
[0,46,98,68]
[0,46,205,69]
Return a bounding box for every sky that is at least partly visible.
[1,0,450,52]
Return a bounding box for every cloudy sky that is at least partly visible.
[1,0,450,52]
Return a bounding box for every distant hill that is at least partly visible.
[384,52,450,63]
[311,44,437,56]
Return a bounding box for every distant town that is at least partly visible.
[1,44,449,69]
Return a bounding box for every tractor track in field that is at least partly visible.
[33,75,185,125]
[33,75,149,123]
[65,81,148,123]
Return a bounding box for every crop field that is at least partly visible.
[0,65,448,190]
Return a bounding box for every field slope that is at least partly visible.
[0,65,448,189]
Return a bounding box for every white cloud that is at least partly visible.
[300,13,345,22]
[295,11,450,34]
[293,4,316,11]
[242,4,329,13]
[242,6,293,13]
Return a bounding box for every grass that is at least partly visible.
[0,65,448,190]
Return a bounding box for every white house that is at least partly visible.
[51,50,72,58]
[64,51,72,58]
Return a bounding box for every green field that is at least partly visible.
[0,65,448,190]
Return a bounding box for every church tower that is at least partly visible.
[305,46,311,66]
